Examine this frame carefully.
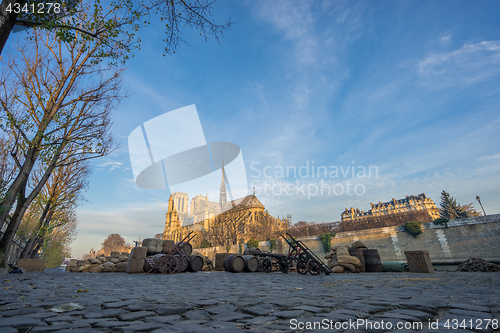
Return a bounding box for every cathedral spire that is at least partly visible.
[220,160,227,209]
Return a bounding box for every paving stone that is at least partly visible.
[241,303,278,316]
[82,308,125,319]
[36,322,94,331]
[117,310,157,321]
[50,329,97,333]
[92,319,131,328]
[396,301,439,315]
[154,306,194,316]
[331,309,371,319]
[294,305,326,313]
[449,308,494,318]
[272,310,305,319]
[183,309,211,320]
[102,299,137,309]
[241,316,278,324]
[151,322,217,332]
[343,302,387,314]
[210,311,252,322]
[204,303,237,315]
[0,327,17,333]
[115,322,163,333]
[148,314,183,324]
[193,299,220,307]
[449,303,491,313]
[391,309,434,321]
[45,315,83,324]
[124,302,159,311]
[0,307,41,317]
[378,312,420,322]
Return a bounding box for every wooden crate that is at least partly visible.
[404,251,435,273]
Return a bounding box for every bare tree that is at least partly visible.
[0,0,232,55]
[0,26,119,264]
[18,159,89,259]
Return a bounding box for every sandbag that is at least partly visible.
[352,240,367,249]
[109,257,120,264]
[330,245,340,252]
[337,254,361,267]
[118,256,129,262]
[116,262,127,269]
[110,251,121,257]
[332,265,345,273]
[324,252,335,259]
[91,265,104,273]
[340,263,359,273]
[88,258,100,265]
[327,258,339,270]
[103,266,115,272]
[78,264,92,272]
[336,246,350,256]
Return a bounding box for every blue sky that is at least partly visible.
[26,0,499,258]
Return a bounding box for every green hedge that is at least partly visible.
[404,221,422,238]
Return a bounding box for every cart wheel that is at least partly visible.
[158,255,179,274]
[297,259,308,274]
[262,258,273,273]
[307,259,321,275]
[280,261,291,274]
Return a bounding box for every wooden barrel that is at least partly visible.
[144,254,165,271]
[348,248,366,272]
[362,249,382,272]
[223,255,245,273]
[242,255,259,272]
[188,255,204,272]
[174,255,189,272]
[174,242,192,256]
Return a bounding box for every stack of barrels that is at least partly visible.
[142,238,204,273]
[216,253,260,273]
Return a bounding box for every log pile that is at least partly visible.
[457,258,500,272]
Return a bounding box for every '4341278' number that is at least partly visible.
[6,2,61,14]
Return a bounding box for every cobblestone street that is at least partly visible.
[0,270,499,332]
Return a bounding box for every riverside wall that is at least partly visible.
[195,213,500,264]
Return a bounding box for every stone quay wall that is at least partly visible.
[195,213,500,264]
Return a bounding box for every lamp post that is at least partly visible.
[476,196,486,216]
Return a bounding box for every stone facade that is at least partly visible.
[163,163,289,244]
[341,193,440,222]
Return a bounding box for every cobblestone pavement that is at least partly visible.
[0,269,499,332]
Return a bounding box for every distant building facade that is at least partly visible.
[341,193,440,222]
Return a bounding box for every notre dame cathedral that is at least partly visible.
[163,163,290,245]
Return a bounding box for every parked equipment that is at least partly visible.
[145,232,197,274]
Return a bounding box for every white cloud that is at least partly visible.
[440,35,451,43]
[478,152,500,161]
[412,41,500,89]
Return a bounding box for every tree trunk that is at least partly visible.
[19,236,37,259]
[0,182,27,265]
[0,0,25,54]
[29,238,42,259]
[0,147,38,232]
